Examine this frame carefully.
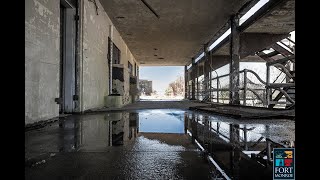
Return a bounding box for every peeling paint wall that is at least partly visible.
[82,0,109,110]
[111,65,131,105]
[25,0,139,124]
[25,0,60,124]
[82,0,139,110]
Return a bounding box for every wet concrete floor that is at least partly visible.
[25,109,294,179]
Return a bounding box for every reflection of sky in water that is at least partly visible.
[139,110,185,133]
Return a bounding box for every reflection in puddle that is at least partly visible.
[28,109,294,179]
[185,112,295,180]
[139,109,185,133]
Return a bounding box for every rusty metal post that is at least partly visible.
[229,15,240,105]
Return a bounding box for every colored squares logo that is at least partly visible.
[284,151,293,158]
[273,148,294,180]
[284,159,293,167]
[275,159,284,166]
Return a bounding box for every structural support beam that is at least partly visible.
[191,58,196,100]
[184,65,188,99]
[240,33,288,58]
[214,33,288,57]
[229,15,240,105]
[203,43,210,101]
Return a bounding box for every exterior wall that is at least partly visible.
[81,0,109,110]
[25,0,60,124]
[25,0,140,124]
[82,0,139,110]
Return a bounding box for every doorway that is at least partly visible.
[59,0,77,113]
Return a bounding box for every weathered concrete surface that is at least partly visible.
[25,0,60,124]
[81,0,110,111]
[111,64,131,105]
[244,0,295,34]
[101,0,251,65]
[25,0,140,124]
[82,0,138,111]
[213,33,289,57]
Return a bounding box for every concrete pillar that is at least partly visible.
[184,65,188,99]
[229,15,240,105]
[204,44,209,100]
[208,51,212,101]
[196,64,199,100]
[191,58,196,100]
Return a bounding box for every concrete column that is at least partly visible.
[191,58,196,100]
[204,43,209,100]
[137,65,140,100]
[184,65,188,99]
[229,15,240,105]
[196,65,199,100]
[209,51,212,101]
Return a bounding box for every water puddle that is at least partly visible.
[25,109,295,179]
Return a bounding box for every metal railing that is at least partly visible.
[194,67,295,108]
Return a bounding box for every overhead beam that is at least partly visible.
[240,33,289,57]
[207,55,264,73]
[213,33,289,58]
[238,0,288,32]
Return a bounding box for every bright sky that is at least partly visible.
[140,66,184,95]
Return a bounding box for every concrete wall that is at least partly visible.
[25,0,140,124]
[81,0,109,110]
[82,0,139,111]
[25,0,60,124]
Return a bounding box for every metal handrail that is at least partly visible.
[246,88,267,105]
[210,69,267,85]
[275,88,295,104]
[195,66,294,108]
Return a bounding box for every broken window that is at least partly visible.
[108,37,121,64]
[128,61,133,76]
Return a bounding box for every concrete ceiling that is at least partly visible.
[244,0,295,34]
[101,0,251,66]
